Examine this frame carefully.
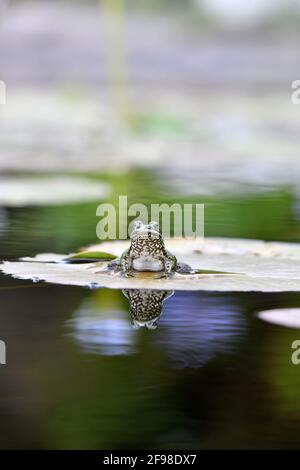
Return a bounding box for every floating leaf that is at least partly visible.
[0,176,110,206]
[65,251,118,263]
[258,309,300,329]
[2,238,300,292]
[194,269,239,275]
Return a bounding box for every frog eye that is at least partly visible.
[149,221,159,231]
[133,220,142,230]
[147,320,158,330]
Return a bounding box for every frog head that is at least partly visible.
[130,220,161,240]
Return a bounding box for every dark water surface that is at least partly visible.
[1,197,300,450]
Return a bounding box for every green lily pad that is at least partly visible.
[194,269,239,275]
[65,251,118,263]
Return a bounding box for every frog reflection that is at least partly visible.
[122,289,174,329]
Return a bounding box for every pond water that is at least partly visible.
[1,186,300,449]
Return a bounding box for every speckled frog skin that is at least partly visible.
[106,220,193,277]
[120,221,178,275]
[123,289,174,329]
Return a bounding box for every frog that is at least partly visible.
[122,289,174,329]
[107,220,193,277]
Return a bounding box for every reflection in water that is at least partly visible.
[123,289,174,329]
[0,208,7,237]
[68,300,135,356]
[68,290,246,369]
[155,292,247,368]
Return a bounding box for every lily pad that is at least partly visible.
[258,309,300,329]
[0,176,110,206]
[65,251,118,263]
[2,238,300,292]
